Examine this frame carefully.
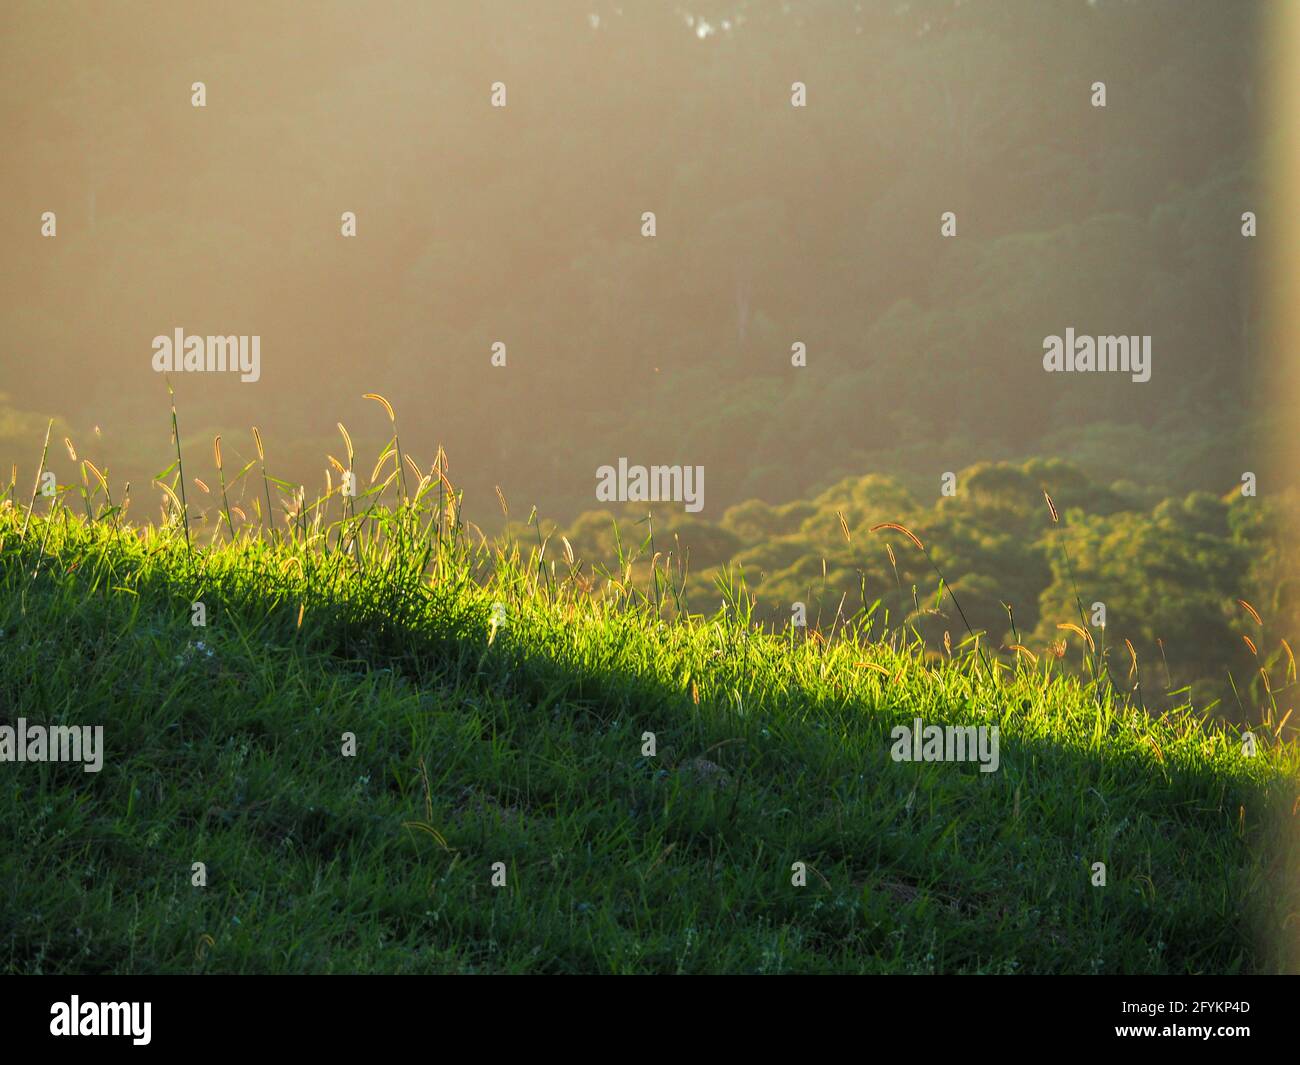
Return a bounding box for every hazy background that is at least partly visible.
[0,0,1280,520]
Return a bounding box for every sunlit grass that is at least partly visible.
[0,398,1295,973]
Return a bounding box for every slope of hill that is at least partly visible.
[1,497,1296,974]
[529,458,1300,717]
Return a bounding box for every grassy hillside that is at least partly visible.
[531,459,1300,718]
[1,488,1296,974]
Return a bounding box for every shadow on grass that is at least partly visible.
[1,526,1296,974]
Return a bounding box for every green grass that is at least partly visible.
[1,448,1296,974]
